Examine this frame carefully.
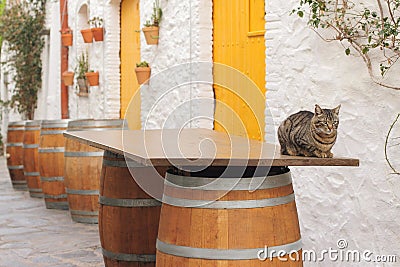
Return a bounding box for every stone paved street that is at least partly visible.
[0,157,104,267]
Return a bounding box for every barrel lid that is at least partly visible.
[41,119,72,128]
[67,119,128,131]
[25,120,42,127]
[8,121,25,126]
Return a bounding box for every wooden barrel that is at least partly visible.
[99,151,167,267]
[23,120,43,198]
[156,167,303,266]
[6,121,27,190]
[64,119,127,224]
[39,119,70,209]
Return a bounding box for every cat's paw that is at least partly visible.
[319,152,333,158]
[314,151,332,158]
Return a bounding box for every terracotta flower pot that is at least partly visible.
[142,26,159,45]
[61,33,73,46]
[135,67,151,85]
[80,29,93,43]
[85,72,99,86]
[62,71,74,86]
[91,27,104,42]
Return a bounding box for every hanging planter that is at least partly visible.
[77,78,89,96]
[75,52,89,96]
[85,71,99,86]
[142,0,162,45]
[80,28,93,43]
[61,29,73,46]
[62,71,74,86]
[89,17,104,42]
[142,26,159,45]
[91,28,104,41]
[135,61,151,85]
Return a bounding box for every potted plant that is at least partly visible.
[61,28,73,46]
[74,52,89,96]
[80,27,93,43]
[62,71,74,86]
[85,70,99,86]
[142,0,162,45]
[135,61,151,84]
[89,17,104,42]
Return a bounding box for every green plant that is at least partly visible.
[0,0,6,50]
[144,0,162,27]
[75,52,89,79]
[136,61,150,67]
[88,17,103,28]
[293,0,400,90]
[0,0,46,120]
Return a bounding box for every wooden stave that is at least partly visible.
[6,122,26,190]
[64,119,127,224]
[156,167,303,266]
[23,121,43,198]
[39,120,70,210]
[99,151,167,267]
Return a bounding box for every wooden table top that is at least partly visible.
[64,128,359,167]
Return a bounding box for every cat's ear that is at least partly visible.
[315,104,323,115]
[333,104,341,115]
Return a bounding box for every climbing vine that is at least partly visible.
[0,0,46,119]
[293,0,400,90]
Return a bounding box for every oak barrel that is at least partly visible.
[6,121,27,190]
[99,151,167,267]
[39,120,70,209]
[64,119,127,224]
[23,120,43,198]
[156,167,303,266]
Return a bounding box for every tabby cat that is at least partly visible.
[278,104,340,158]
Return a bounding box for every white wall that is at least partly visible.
[67,0,120,119]
[35,0,62,120]
[139,0,214,130]
[266,1,400,265]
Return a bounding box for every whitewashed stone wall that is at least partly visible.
[35,0,61,120]
[63,0,120,119]
[139,0,214,129]
[266,1,400,265]
[67,0,120,119]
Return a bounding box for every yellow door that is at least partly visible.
[213,0,266,140]
[121,0,141,129]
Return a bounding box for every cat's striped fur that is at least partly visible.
[278,104,340,158]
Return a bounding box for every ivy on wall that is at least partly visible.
[0,0,46,120]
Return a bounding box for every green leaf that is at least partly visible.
[345,48,351,55]
[297,10,304,18]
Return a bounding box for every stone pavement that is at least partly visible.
[0,157,104,267]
